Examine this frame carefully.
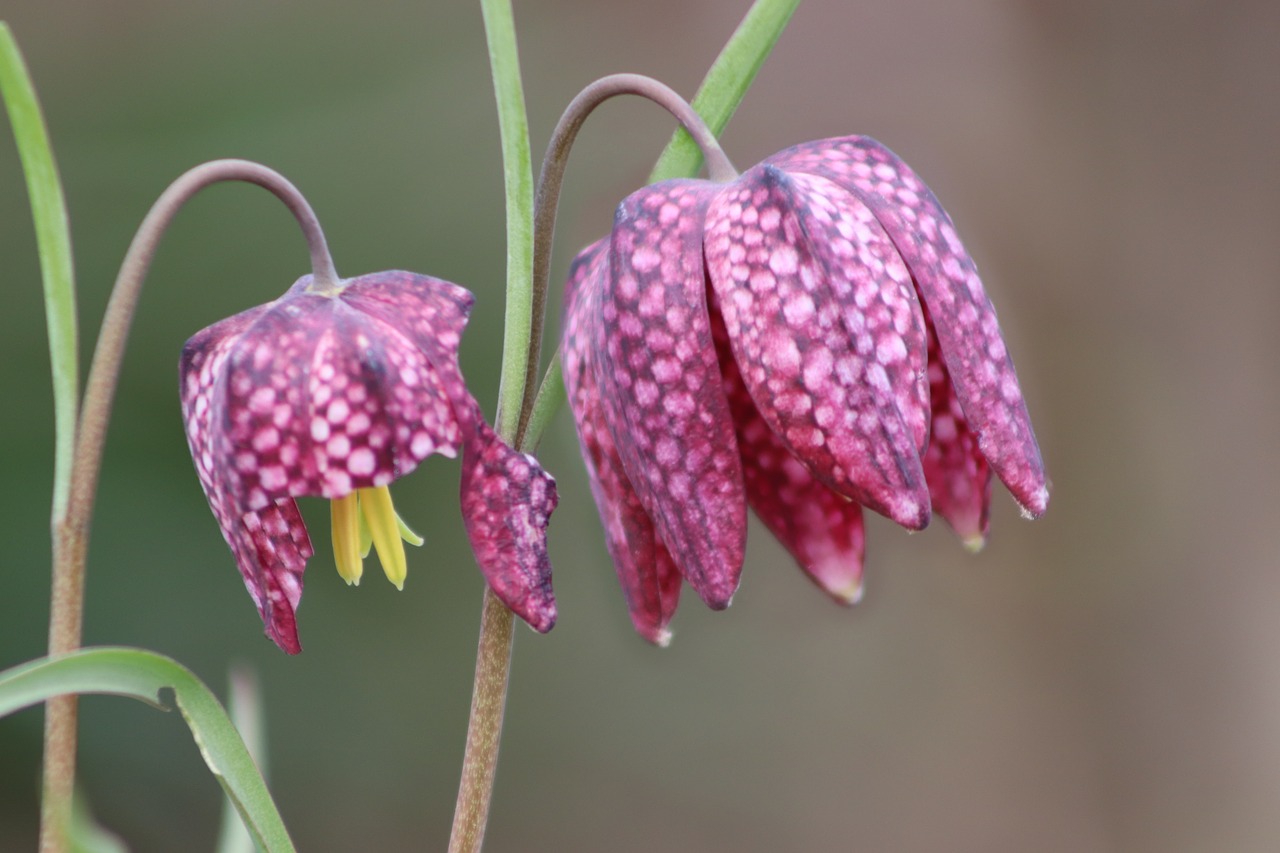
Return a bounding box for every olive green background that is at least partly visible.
[2,1,1277,850]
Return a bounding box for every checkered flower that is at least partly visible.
[180,270,557,653]
[562,135,1047,643]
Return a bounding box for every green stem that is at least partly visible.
[518,73,738,448]
[45,159,335,853]
[484,0,535,443]
[649,0,801,183]
[449,3,529,851]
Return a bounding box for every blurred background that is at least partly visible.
[2,1,1277,850]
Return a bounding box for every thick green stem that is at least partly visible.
[42,159,335,853]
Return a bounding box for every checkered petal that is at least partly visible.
[766,136,1048,517]
[704,164,931,530]
[180,271,558,651]
[597,180,747,609]
[563,241,681,643]
[710,299,866,602]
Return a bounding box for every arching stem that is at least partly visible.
[41,159,335,853]
[514,72,736,446]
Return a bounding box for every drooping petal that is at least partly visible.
[181,306,313,653]
[922,321,992,549]
[597,180,747,609]
[710,299,866,602]
[563,241,682,643]
[767,137,1048,516]
[704,164,930,530]
[340,272,558,632]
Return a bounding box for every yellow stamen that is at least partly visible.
[397,513,424,546]
[359,485,409,590]
[330,492,363,585]
[358,501,374,559]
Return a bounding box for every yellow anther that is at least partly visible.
[330,492,363,586]
[359,485,408,590]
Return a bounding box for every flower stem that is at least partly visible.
[42,159,334,853]
[515,73,736,446]
[447,588,515,853]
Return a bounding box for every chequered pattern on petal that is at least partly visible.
[340,272,558,632]
[922,319,992,547]
[181,304,313,654]
[599,181,746,608]
[704,164,930,529]
[563,241,681,643]
[459,414,559,632]
[766,136,1048,516]
[181,271,558,651]
[710,299,866,603]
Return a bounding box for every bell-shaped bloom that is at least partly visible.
[562,135,1047,643]
[181,271,557,653]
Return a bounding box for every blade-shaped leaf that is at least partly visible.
[648,0,801,183]
[0,648,295,853]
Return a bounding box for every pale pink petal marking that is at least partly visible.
[597,180,746,609]
[704,165,930,530]
[767,137,1048,516]
[564,241,681,644]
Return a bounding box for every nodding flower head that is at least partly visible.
[562,135,1048,644]
[181,271,557,654]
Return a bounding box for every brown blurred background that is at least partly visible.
[2,1,1277,850]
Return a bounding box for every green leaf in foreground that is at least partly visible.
[0,22,80,523]
[0,648,295,853]
[648,0,801,183]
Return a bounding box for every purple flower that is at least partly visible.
[562,135,1047,644]
[181,270,557,653]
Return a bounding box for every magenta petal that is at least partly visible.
[923,323,992,548]
[597,181,747,609]
[342,272,558,631]
[459,415,558,632]
[704,165,930,530]
[181,306,313,653]
[182,269,559,649]
[767,137,1048,516]
[711,303,866,602]
[564,242,682,642]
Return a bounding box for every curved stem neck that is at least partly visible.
[40,159,334,853]
[514,73,735,445]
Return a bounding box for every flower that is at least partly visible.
[562,135,1048,643]
[180,270,557,653]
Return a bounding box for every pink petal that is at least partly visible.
[458,415,558,633]
[341,272,558,631]
[922,321,993,549]
[767,137,1048,517]
[563,242,681,643]
[597,181,747,609]
[181,305,313,653]
[704,165,930,530]
[710,301,866,602]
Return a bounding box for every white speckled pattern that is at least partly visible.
[181,271,557,653]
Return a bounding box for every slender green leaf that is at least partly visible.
[481,0,535,443]
[0,648,295,853]
[0,23,80,523]
[215,666,267,853]
[521,353,563,452]
[648,0,801,183]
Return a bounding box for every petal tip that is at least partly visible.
[1017,483,1051,520]
[831,577,866,606]
[961,533,987,554]
[646,627,674,648]
[887,492,931,531]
